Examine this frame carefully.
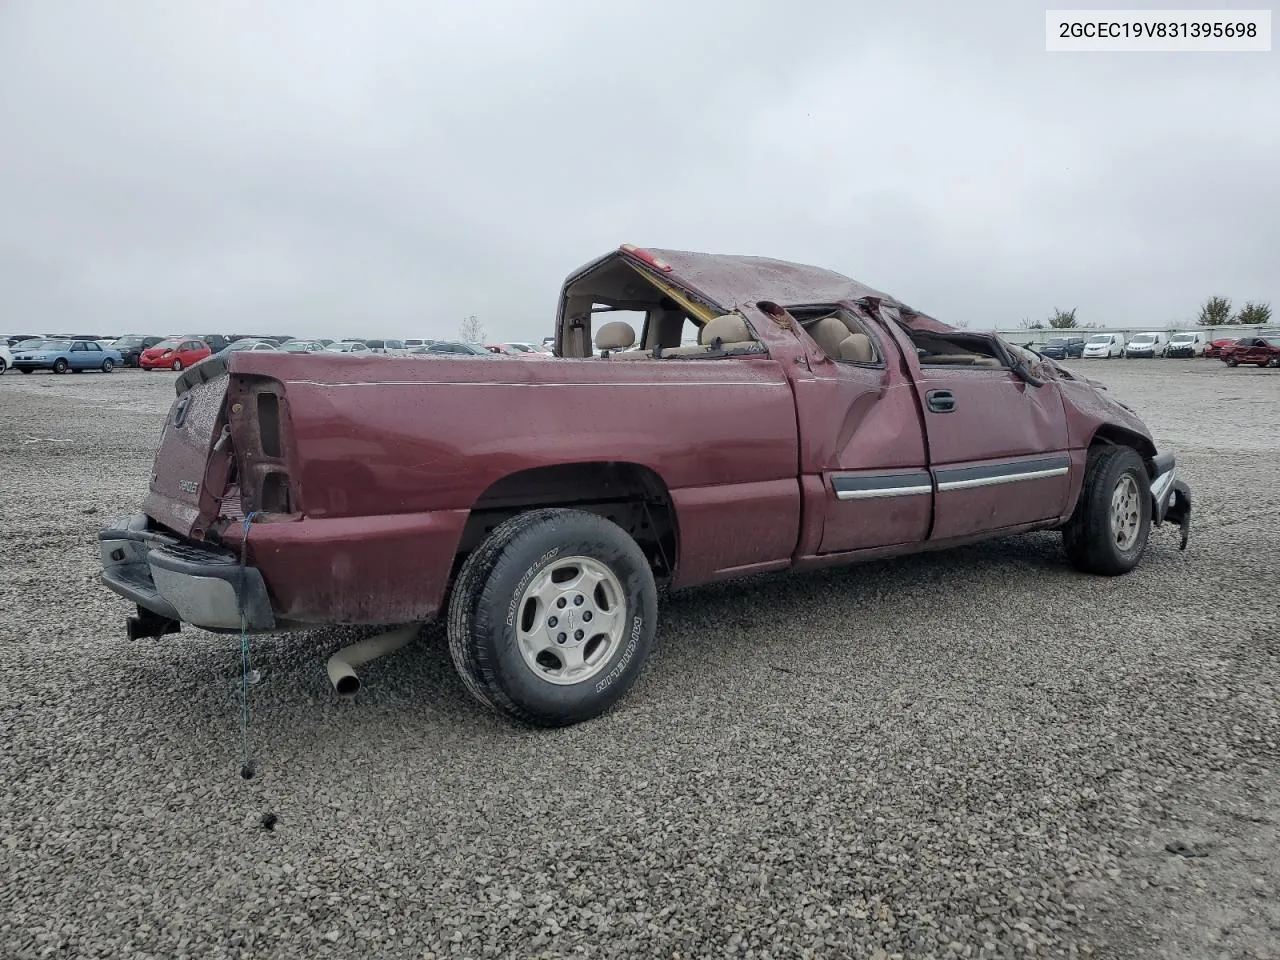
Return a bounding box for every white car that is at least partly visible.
[1082,332,1125,359]
[1123,332,1170,359]
[1167,331,1209,358]
[324,340,372,354]
[0,342,12,375]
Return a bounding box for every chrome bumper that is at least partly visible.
[98,514,276,635]
[1149,453,1191,550]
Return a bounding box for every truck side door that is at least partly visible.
[884,321,1073,541]
[787,308,934,554]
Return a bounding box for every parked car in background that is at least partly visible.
[210,339,280,360]
[2,334,41,347]
[281,339,327,353]
[1220,336,1280,367]
[1205,336,1242,359]
[199,335,231,354]
[11,338,124,374]
[1082,332,1125,358]
[111,335,166,367]
[404,338,435,350]
[1167,331,1209,358]
[1039,336,1086,360]
[1123,332,1170,358]
[361,339,407,354]
[0,342,12,375]
[413,340,494,356]
[323,340,372,354]
[139,337,212,372]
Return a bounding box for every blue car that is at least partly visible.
[11,338,125,374]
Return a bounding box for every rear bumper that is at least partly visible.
[1149,452,1192,549]
[99,514,276,633]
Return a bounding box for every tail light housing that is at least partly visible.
[227,374,300,517]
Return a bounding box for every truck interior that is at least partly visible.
[561,251,1009,370]
[562,255,766,360]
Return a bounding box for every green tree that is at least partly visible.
[1196,296,1232,326]
[1047,307,1078,329]
[1236,301,1272,325]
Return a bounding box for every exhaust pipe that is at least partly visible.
[326,624,421,697]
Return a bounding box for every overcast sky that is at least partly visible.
[1,1,1276,341]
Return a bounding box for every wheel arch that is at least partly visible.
[456,460,680,584]
[1088,423,1158,461]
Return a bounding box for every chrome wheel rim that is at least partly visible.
[514,555,626,686]
[1111,474,1140,551]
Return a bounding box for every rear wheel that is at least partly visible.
[101,358,114,373]
[447,508,658,727]
[172,359,183,371]
[1063,445,1152,576]
[53,358,68,374]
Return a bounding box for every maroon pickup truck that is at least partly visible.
[99,245,1192,727]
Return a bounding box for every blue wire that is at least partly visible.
[239,511,258,778]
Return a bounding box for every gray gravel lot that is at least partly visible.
[1,360,1277,959]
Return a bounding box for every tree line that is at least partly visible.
[1018,297,1272,331]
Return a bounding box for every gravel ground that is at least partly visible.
[1,360,1277,960]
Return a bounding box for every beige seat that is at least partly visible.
[837,333,875,363]
[808,317,851,358]
[594,320,636,357]
[615,313,757,359]
[808,317,877,364]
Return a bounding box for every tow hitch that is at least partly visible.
[128,605,182,641]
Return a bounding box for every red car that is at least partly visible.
[99,244,1193,727]
[139,337,212,372]
[1205,336,1242,359]
[1220,336,1280,367]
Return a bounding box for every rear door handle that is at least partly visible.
[926,389,956,413]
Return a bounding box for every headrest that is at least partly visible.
[700,314,753,345]
[595,320,636,351]
[837,333,874,363]
[809,316,851,358]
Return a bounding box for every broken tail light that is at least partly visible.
[227,374,299,518]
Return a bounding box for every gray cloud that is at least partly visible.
[1,0,1276,340]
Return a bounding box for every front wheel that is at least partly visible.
[1063,445,1152,576]
[172,359,184,371]
[53,358,69,374]
[101,358,114,373]
[447,508,658,727]
[0,359,6,376]
[1226,356,1239,367]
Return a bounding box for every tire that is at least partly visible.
[1063,445,1152,576]
[1226,356,1238,367]
[101,358,114,373]
[447,507,658,727]
[0,359,6,376]
[53,358,68,374]
[172,359,184,371]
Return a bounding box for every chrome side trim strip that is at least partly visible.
[835,484,933,501]
[936,466,1070,492]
